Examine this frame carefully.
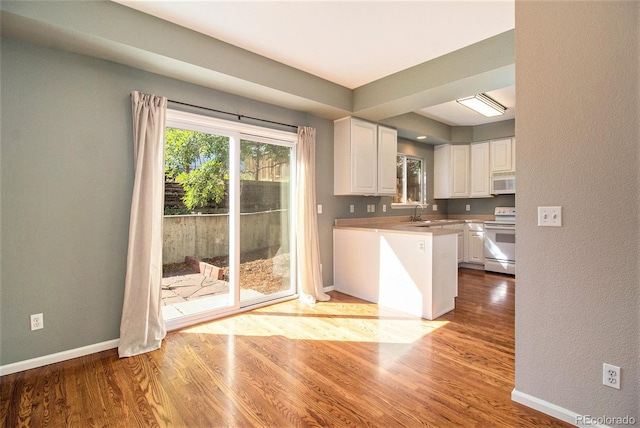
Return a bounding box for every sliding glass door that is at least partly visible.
[239,138,295,306]
[161,110,296,328]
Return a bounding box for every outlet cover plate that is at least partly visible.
[603,363,621,389]
[30,313,43,331]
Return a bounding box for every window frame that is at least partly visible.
[392,153,426,208]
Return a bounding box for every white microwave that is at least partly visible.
[491,172,516,194]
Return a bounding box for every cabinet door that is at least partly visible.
[450,145,470,197]
[377,126,397,195]
[351,119,378,194]
[470,142,490,197]
[468,232,485,264]
[433,144,450,199]
[490,138,513,172]
[511,137,516,172]
[457,232,464,263]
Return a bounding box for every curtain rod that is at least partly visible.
[168,99,298,130]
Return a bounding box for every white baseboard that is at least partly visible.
[0,339,119,377]
[512,389,602,427]
[324,285,335,292]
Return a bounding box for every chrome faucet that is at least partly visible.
[411,204,424,222]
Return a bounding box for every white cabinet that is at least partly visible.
[435,138,516,199]
[490,138,516,173]
[470,142,491,197]
[334,117,397,196]
[334,227,458,320]
[434,144,470,198]
[443,223,465,264]
[377,125,398,195]
[464,223,485,265]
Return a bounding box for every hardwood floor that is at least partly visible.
[1,269,572,427]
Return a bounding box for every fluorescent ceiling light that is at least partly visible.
[456,93,506,117]
[416,135,427,140]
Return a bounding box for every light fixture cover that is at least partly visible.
[456,93,506,117]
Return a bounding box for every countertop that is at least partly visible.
[333,216,487,236]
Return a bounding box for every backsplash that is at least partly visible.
[446,194,515,215]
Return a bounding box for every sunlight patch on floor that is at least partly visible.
[181,300,449,344]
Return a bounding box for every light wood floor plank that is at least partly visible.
[1,269,572,427]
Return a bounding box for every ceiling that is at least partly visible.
[113,0,515,127]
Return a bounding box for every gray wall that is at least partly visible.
[0,38,331,365]
[0,36,509,365]
[515,0,639,420]
[447,195,515,216]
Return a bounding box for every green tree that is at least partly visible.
[165,128,229,211]
[164,130,291,212]
[240,140,290,181]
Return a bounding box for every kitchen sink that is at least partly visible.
[405,219,452,227]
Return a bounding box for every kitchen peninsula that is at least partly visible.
[333,217,459,320]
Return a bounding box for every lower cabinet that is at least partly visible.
[443,223,465,263]
[463,223,485,265]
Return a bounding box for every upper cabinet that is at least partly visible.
[490,137,516,173]
[435,137,515,199]
[434,144,470,198]
[376,125,398,195]
[470,142,491,197]
[334,117,397,196]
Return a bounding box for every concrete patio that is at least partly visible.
[161,270,266,321]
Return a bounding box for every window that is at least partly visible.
[393,154,425,205]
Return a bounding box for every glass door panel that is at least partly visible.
[239,139,295,306]
[162,128,234,322]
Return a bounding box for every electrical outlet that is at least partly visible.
[432,204,438,211]
[466,204,471,211]
[350,204,354,213]
[382,204,386,213]
[317,204,322,214]
[538,206,562,227]
[603,363,620,389]
[30,313,44,331]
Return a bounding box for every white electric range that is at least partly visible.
[484,207,516,275]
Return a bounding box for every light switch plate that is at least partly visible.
[538,206,562,227]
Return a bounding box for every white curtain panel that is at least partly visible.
[118,91,168,358]
[297,127,330,303]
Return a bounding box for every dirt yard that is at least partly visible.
[163,247,290,296]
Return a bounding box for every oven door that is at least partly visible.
[484,224,516,274]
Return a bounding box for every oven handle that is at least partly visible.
[484,225,516,231]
